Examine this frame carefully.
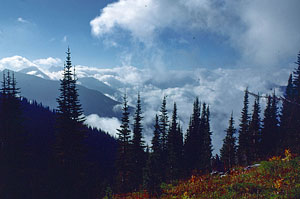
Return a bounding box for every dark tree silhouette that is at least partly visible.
[166,102,183,181]
[184,97,201,174]
[115,94,132,193]
[55,47,86,198]
[248,96,261,163]
[237,88,250,166]
[220,112,237,171]
[131,93,145,190]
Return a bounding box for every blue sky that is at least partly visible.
[0,0,299,70]
[2,0,288,70]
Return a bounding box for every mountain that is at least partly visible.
[0,69,122,118]
[19,66,50,79]
[78,77,121,101]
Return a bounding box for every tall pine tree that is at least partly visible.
[144,115,162,195]
[280,74,294,151]
[184,97,201,175]
[261,93,279,158]
[55,48,86,198]
[131,93,145,191]
[115,94,132,193]
[248,96,261,163]
[220,112,237,171]
[166,103,183,181]
[0,70,27,199]
[158,96,168,181]
[237,88,250,166]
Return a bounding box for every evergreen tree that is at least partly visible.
[280,74,294,151]
[199,103,212,172]
[166,103,183,181]
[248,96,261,163]
[158,96,168,181]
[115,94,132,193]
[290,51,300,153]
[131,93,145,190]
[261,93,279,158]
[220,112,236,171]
[144,115,162,195]
[237,88,250,166]
[0,70,27,199]
[55,48,86,198]
[184,97,201,175]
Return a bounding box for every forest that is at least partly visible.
[0,48,300,199]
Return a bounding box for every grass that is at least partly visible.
[112,150,300,199]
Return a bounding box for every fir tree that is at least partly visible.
[290,51,300,153]
[261,93,279,158]
[158,96,169,181]
[237,88,250,166]
[0,70,27,198]
[184,97,201,175]
[131,93,145,190]
[115,94,132,193]
[166,103,183,181]
[200,103,212,172]
[55,48,86,198]
[144,115,162,195]
[220,112,237,171]
[248,96,261,163]
[280,74,294,151]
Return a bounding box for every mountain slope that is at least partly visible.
[0,69,122,118]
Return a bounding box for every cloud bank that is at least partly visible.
[0,55,294,153]
[90,0,300,67]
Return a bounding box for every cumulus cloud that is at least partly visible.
[90,0,300,66]
[0,56,37,71]
[85,114,121,137]
[33,57,62,67]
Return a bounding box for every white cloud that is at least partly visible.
[90,0,300,66]
[0,56,37,71]
[0,54,295,153]
[33,57,62,67]
[85,114,121,138]
[17,17,29,23]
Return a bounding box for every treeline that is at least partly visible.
[1,48,300,198]
[113,52,300,196]
[0,49,117,199]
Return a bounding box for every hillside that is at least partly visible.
[112,150,300,199]
[0,69,122,118]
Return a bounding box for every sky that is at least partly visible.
[1,0,299,70]
[1,0,300,153]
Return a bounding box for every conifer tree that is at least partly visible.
[280,74,294,151]
[261,93,279,158]
[237,88,250,166]
[220,112,236,170]
[144,115,162,194]
[158,96,168,181]
[55,48,86,198]
[131,93,145,190]
[200,103,212,172]
[166,103,183,181]
[159,96,169,153]
[0,70,27,198]
[115,94,132,193]
[290,51,300,153]
[184,97,201,174]
[248,96,261,163]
